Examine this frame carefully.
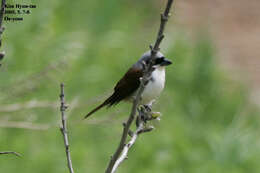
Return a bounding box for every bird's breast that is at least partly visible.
[140,67,166,105]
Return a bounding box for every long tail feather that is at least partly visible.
[84,101,107,119]
[84,93,118,119]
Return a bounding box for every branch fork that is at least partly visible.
[111,108,158,173]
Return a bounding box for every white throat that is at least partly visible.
[140,66,166,105]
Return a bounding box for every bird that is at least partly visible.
[84,50,172,119]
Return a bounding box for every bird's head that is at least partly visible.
[139,50,172,68]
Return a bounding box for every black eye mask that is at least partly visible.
[155,57,165,65]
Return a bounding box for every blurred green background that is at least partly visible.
[0,0,260,173]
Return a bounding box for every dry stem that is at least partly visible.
[59,83,74,173]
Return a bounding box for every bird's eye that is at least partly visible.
[155,57,164,64]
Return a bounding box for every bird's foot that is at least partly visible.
[143,104,152,112]
[138,105,161,122]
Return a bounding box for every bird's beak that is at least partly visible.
[160,58,172,66]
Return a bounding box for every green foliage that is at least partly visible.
[0,0,259,173]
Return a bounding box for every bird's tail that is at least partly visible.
[84,102,107,119]
[84,93,117,119]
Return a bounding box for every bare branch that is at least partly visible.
[105,1,174,172]
[111,127,141,173]
[105,85,141,173]
[152,0,174,55]
[0,0,5,66]
[111,111,154,173]
[59,83,75,173]
[0,0,5,29]
[0,151,21,157]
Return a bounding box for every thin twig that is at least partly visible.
[105,1,174,173]
[0,0,6,66]
[0,0,5,29]
[152,0,173,55]
[59,83,74,173]
[0,151,21,157]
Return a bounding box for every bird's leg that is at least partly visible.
[139,104,153,123]
[144,101,162,121]
[136,106,148,127]
[136,107,142,127]
[138,106,147,122]
[136,100,161,128]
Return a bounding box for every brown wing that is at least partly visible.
[106,67,143,106]
[84,66,143,119]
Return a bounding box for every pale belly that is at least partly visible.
[130,67,166,105]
